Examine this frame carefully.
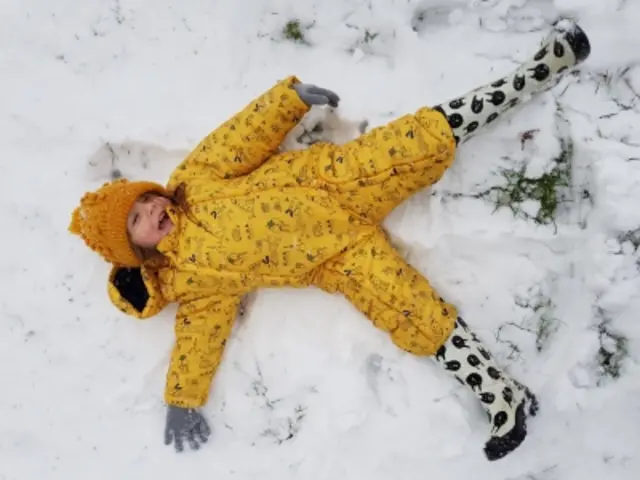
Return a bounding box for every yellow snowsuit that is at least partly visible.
[108,76,458,408]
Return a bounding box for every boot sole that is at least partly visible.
[483,388,539,461]
[553,18,591,64]
[484,401,528,461]
[524,387,539,417]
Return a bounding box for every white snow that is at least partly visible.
[2,0,640,479]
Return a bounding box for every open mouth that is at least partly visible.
[158,210,169,230]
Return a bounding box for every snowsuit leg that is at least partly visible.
[312,229,457,355]
[312,228,540,461]
[305,21,590,225]
[312,107,456,224]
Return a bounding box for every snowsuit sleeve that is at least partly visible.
[168,76,309,187]
[164,294,241,408]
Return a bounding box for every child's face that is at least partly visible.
[127,193,173,248]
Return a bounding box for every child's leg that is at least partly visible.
[433,317,538,461]
[433,19,590,145]
[312,19,589,224]
[312,230,537,460]
[312,106,456,223]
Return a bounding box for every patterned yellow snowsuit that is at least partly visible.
[108,76,458,408]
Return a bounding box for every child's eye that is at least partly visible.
[133,214,139,225]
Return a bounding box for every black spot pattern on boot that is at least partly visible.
[553,40,565,58]
[471,95,484,114]
[478,347,492,361]
[530,63,550,81]
[452,335,469,349]
[503,387,514,406]
[436,345,447,362]
[534,46,548,61]
[465,121,479,134]
[453,135,460,145]
[486,90,505,106]
[448,113,463,128]
[508,98,520,108]
[445,360,461,372]
[557,65,568,75]
[493,411,508,431]
[466,373,483,392]
[467,354,482,367]
[513,74,525,91]
[480,392,495,405]
[487,366,501,380]
[491,78,506,88]
[456,317,469,330]
[449,98,465,109]
[487,112,499,124]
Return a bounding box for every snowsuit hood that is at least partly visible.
[108,264,169,319]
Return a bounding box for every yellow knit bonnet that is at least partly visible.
[69,178,167,267]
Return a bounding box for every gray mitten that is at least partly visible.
[293,83,340,107]
[164,406,211,452]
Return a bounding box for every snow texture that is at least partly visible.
[1,0,640,479]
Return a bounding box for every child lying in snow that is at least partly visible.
[69,19,590,461]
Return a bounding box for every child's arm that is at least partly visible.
[163,294,241,408]
[171,76,311,183]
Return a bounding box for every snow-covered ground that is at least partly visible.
[2,0,640,478]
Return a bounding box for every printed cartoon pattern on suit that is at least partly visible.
[108,75,458,408]
[313,230,457,356]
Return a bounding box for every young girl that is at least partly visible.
[69,19,590,461]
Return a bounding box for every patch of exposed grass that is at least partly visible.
[441,108,576,228]
[363,29,379,43]
[515,293,559,353]
[619,227,640,251]
[283,19,305,43]
[487,135,573,226]
[343,25,382,55]
[536,310,558,353]
[597,322,628,382]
